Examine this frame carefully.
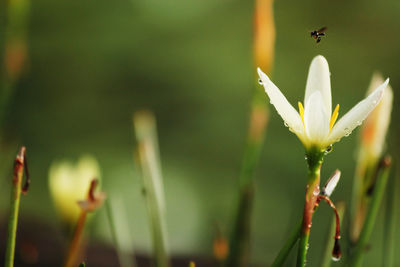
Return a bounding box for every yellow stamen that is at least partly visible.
[330,104,340,130]
[298,102,305,126]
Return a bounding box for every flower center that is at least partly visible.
[298,102,340,131]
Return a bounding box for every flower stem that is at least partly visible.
[5,147,28,267]
[346,156,391,267]
[64,212,87,267]
[296,149,324,267]
[64,178,105,267]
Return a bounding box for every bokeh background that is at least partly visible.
[0,0,399,266]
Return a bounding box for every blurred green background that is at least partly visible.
[1,0,399,266]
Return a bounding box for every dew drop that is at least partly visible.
[284,122,289,127]
[258,78,263,85]
[325,145,333,155]
[344,128,351,137]
[331,256,341,262]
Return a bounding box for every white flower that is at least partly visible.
[257,55,389,150]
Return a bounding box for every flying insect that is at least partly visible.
[311,27,327,43]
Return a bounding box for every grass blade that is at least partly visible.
[133,111,170,267]
[105,197,137,267]
[346,156,391,267]
[382,168,397,267]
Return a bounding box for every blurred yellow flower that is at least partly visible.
[49,155,101,224]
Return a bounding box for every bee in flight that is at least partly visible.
[310,26,327,43]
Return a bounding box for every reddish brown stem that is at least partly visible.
[302,176,321,233]
[317,195,341,260]
[64,212,87,267]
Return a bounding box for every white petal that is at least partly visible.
[305,55,332,116]
[328,79,389,144]
[304,91,330,143]
[257,68,304,135]
[323,170,341,197]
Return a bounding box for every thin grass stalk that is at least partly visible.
[105,197,137,267]
[382,167,397,267]
[4,146,28,267]
[346,156,391,267]
[271,218,302,267]
[133,111,170,267]
[226,0,274,265]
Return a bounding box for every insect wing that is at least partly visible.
[317,26,327,33]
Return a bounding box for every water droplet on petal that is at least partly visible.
[284,122,289,127]
[258,78,263,85]
[325,145,333,155]
[332,255,341,262]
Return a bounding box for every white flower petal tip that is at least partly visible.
[311,55,329,69]
[256,67,304,136]
[327,78,389,145]
[305,55,332,115]
[322,170,341,197]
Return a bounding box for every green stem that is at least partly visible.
[383,169,397,267]
[346,156,391,267]
[296,148,324,267]
[133,111,170,267]
[5,147,26,267]
[226,88,268,267]
[297,232,310,267]
[271,218,302,267]
[105,198,136,267]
